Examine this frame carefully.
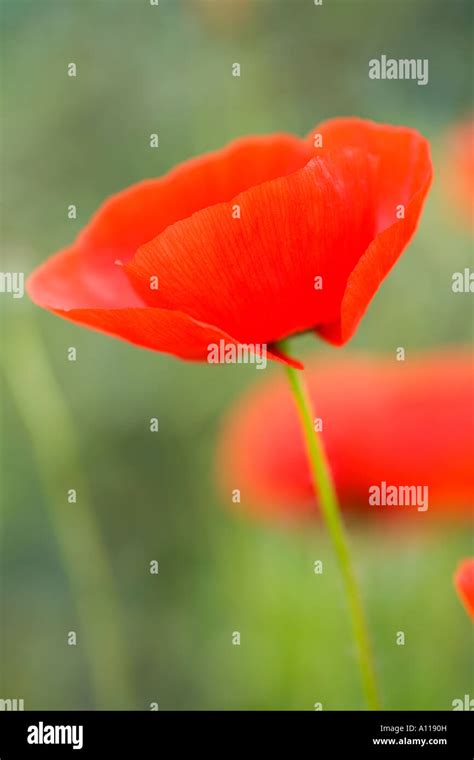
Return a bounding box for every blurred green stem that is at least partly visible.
[278,340,380,710]
[2,317,133,708]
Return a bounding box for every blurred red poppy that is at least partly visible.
[443,116,474,229]
[218,351,474,521]
[27,118,432,367]
[454,559,474,619]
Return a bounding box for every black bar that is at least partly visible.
[0,710,472,757]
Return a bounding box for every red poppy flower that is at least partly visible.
[443,116,474,229]
[27,118,432,367]
[454,559,474,620]
[218,351,474,521]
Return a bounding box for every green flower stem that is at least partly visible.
[278,339,380,710]
[2,316,133,708]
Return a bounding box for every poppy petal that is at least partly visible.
[27,250,302,366]
[124,148,378,344]
[307,118,433,343]
[454,559,474,620]
[78,132,314,270]
[443,117,474,228]
[318,176,431,344]
[308,117,432,228]
[27,246,144,310]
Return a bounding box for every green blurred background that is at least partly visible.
[0,0,472,710]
